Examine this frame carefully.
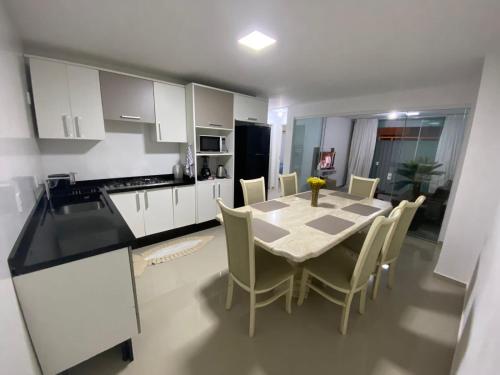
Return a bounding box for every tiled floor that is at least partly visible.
[70,226,464,375]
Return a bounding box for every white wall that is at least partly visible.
[38,121,182,180]
[436,52,500,284]
[322,117,353,186]
[450,200,500,374]
[0,2,42,374]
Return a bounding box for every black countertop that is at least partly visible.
[8,174,195,276]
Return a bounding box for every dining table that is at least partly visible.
[216,189,393,263]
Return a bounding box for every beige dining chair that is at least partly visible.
[348,175,380,199]
[217,199,295,337]
[298,210,401,335]
[240,177,266,206]
[343,195,426,299]
[279,172,298,197]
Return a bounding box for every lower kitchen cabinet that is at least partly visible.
[143,188,174,235]
[13,248,139,375]
[110,185,196,237]
[109,191,146,237]
[173,185,196,228]
[196,179,233,223]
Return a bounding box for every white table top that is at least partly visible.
[216,189,392,263]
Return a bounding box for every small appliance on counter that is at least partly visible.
[199,156,211,180]
[199,135,227,153]
[216,165,228,178]
[173,164,184,180]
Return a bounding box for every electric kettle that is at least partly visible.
[216,165,228,178]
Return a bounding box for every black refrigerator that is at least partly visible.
[234,121,271,208]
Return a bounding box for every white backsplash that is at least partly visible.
[38,121,183,181]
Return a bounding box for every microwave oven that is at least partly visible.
[199,135,227,152]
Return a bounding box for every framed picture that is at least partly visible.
[319,150,336,170]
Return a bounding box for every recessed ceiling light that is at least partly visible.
[406,111,420,116]
[238,31,276,51]
[387,111,400,120]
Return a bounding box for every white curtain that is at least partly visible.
[429,114,467,193]
[346,119,378,183]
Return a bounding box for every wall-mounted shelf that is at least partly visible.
[196,152,233,157]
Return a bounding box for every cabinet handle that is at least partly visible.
[144,190,149,210]
[120,115,141,120]
[248,117,258,121]
[136,192,140,211]
[62,115,73,138]
[175,188,179,204]
[158,123,162,140]
[212,184,216,199]
[218,183,221,197]
[75,116,83,138]
[209,123,222,127]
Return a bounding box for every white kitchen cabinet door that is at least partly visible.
[217,179,233,209]
[196,182,217,223]
[154,82,187,143]
[143,188,174,235]
[109,191,146,238]
[173,185,196,228]
[13,248,139,375]
[30,58,74,139]
[234,94,268,123]
[67,65,105,140]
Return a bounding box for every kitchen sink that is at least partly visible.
[54,200,105,215]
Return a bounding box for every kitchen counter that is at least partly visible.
[8,174,195,276]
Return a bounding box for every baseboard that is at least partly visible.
[131,220,220,249]
[433,271,467,287]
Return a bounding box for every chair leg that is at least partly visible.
[298,270,309,306]
[371,265,382,300]
[286,276,293,314]
[225,275,234,310]
[359,287,367,314]
[249,292,256,337]
[388,263,397,289]
[340,292,354,335]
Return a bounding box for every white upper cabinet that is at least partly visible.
[234,94,268,123]
[153,82,187,143]
[67,65,105,140]
[29,58,105,140]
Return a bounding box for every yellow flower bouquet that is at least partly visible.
[307,177,326,207]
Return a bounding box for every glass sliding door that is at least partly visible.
[370,109,468,241]
[290,117,324,192]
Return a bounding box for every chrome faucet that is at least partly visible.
[45,172,77,199]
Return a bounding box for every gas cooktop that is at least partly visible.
[104,176,175,190]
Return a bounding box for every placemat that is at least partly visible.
[253,218,290,243]
[296,191,326,200]
[342,203,381,216]
[305,215,355,235]
[330,191,365,201]
[251,200,290,212]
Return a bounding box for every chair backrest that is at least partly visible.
[350,210,401,289]
[382,195,426,263]
[348,175,380,199]
[217,199,255,289]
[240,177,266,205]
[279,172,298,197]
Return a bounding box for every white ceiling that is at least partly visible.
[5,0,500,105]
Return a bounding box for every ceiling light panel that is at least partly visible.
[238,31,276,51]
